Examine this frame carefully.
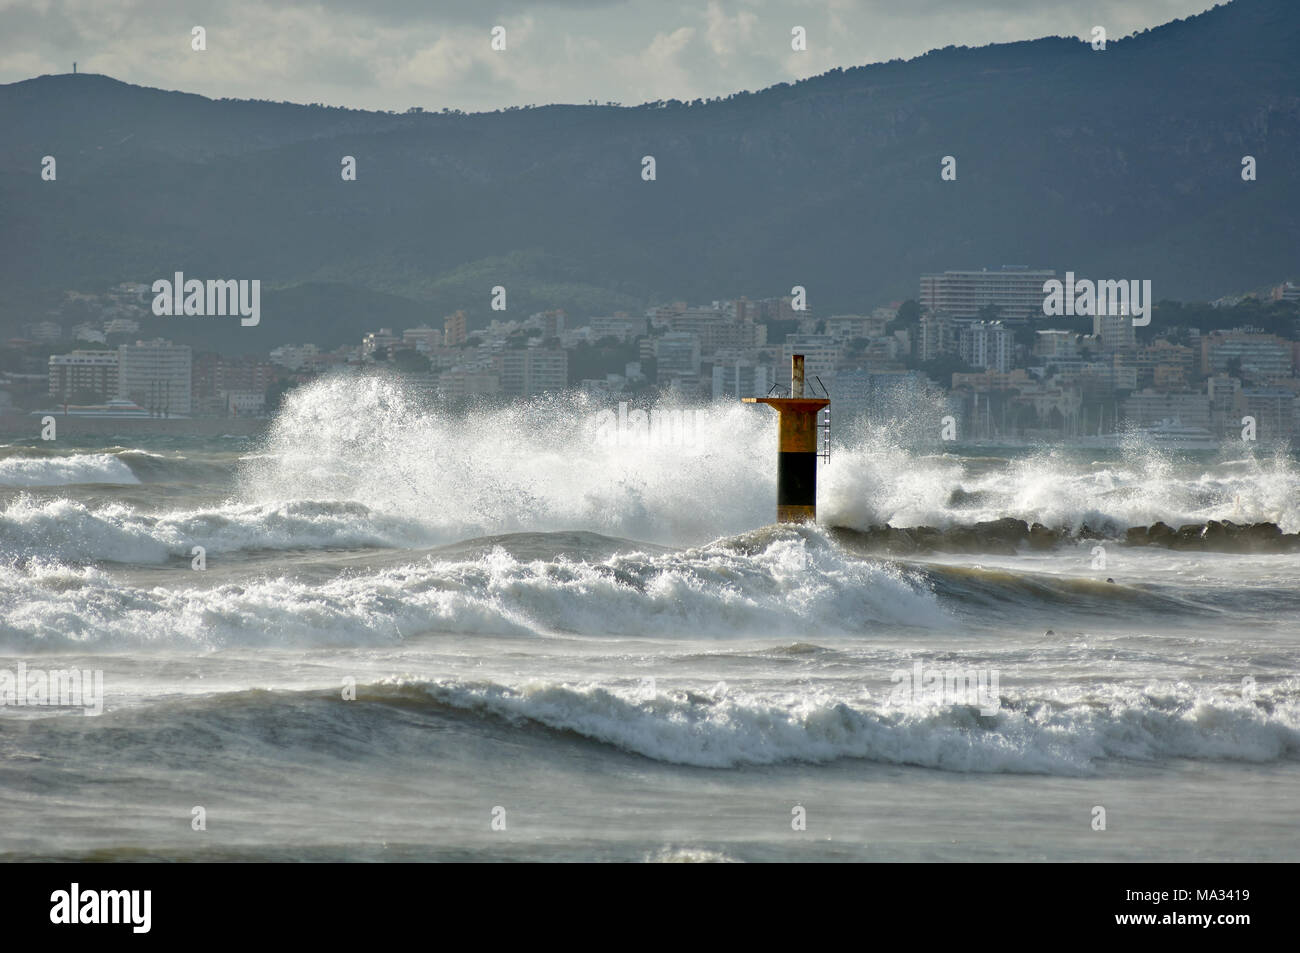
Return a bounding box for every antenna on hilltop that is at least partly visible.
[73,62,77,74]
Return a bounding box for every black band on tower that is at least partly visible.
[777,452,817,508]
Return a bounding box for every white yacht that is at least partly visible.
[30,399,170,419]
[1136,417,1219,449]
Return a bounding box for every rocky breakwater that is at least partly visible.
[830,519,1300,555]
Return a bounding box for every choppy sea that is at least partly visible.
[1,376,1297,861]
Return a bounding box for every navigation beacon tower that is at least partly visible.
[743,354,830,523]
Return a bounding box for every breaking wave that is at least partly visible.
[244,376,1300,543]
[26,675,1297,777]
[0,452,140,487]
[386,675,1300,773]
[4,377,1298,559]
[0,528,944,651]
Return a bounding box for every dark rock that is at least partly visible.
[1028,522,1061,550]
[1125,526,1150,546]
[912,526,942,548]
[973,517,1030,550]
[944,527,979,552]
[886,527,917,554]
[1172,524,1206,550]
[864,524,892,545]
[1147,522,1175,544]
[1240,522,1283,552]
[1202,520,1230,546]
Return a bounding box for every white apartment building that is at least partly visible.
[712,360,773,400]
[921,266,1057,320]
[781,334,840,385]
[499,347,568,397]
[1123,390,1212,429]
[1093,311,1137,353]
[117,339,192,416]
[959,321,1014,373]
[656,332,702,381]
[269,343,320,371]
[590,313,649,342]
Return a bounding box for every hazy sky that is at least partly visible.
[0,0,1222,112]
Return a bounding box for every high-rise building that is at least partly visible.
[1122,390,1211,429]
[499,347,568,397]
[959,321,1014,372]
[1093,310,1137,354]
[1207,374,1242,434]
[1242,389,1297,440]
[117,339,192,416]
[48,350,119,402]
[402,326,442,352]
[1201,329,1294,383]
[192,353,277,416]
[711,360,772,400]
[439,367,500,400]
[444,310,468,348]
[920,266,1057,320]
[919,313,959,361]
[781,334,839,383]
[655,332,702,382]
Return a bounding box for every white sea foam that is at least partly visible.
[241,375,777,545]
[0,453,140,487]
[241,376,1300,544]
[5,378,1296,564]
[646,847,741,863]
[0,496,435,563]
[820,432,1300,534]
[402,675,1300,774]
[0,533,944,650]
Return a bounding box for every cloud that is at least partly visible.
[0,0,1222,111]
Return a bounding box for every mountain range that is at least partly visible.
[1,0,1297,349]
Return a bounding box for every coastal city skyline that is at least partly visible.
[8,265,1299,447]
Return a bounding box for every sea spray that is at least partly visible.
[241,374,778,545]
[240,375,1300,542]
